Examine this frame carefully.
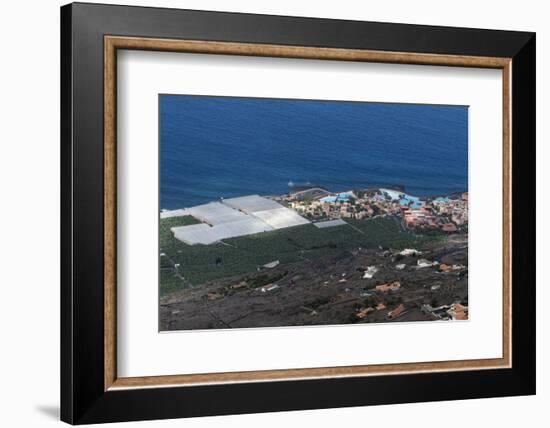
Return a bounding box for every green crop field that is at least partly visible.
[159,215,442,296]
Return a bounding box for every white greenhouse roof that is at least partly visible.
[184,202,248,225]
[313,219,348,228]
[213,217,273,238]
[160,209,187,219]
[251,207,310,229]
[171,223,220,245]
[172,218,273,245]
[222,195,282,214]
[169,195,311,245]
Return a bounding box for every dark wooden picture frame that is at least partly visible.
[61,2,535,424]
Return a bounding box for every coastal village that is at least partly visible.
[281,186,468,233]
[160,186,469,330]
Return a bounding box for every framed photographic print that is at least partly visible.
[60,2,536,424]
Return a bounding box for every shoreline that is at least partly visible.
[161,185,468,213]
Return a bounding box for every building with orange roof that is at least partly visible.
[356,307,374,319]
[448,303,468,320]
[441,223,458,233]
[439,263,453,272]
[402,207,438,229]
[388,304,406,319]
[375,281,401,293]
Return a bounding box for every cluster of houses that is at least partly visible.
[355,278,468,322]
[422,302,469,320]
[350,247,467,323]
[284,187,468,232]
[432,194,469,226]
[286,190,395,220]
[354,279,406,321]
[355,302,406,320]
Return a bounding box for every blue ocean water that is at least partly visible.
[160,95,468,210]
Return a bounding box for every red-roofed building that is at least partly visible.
[388,304,406,319]
[441,223,458,233]
[448,303,468,320]
[375,281,401,293]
